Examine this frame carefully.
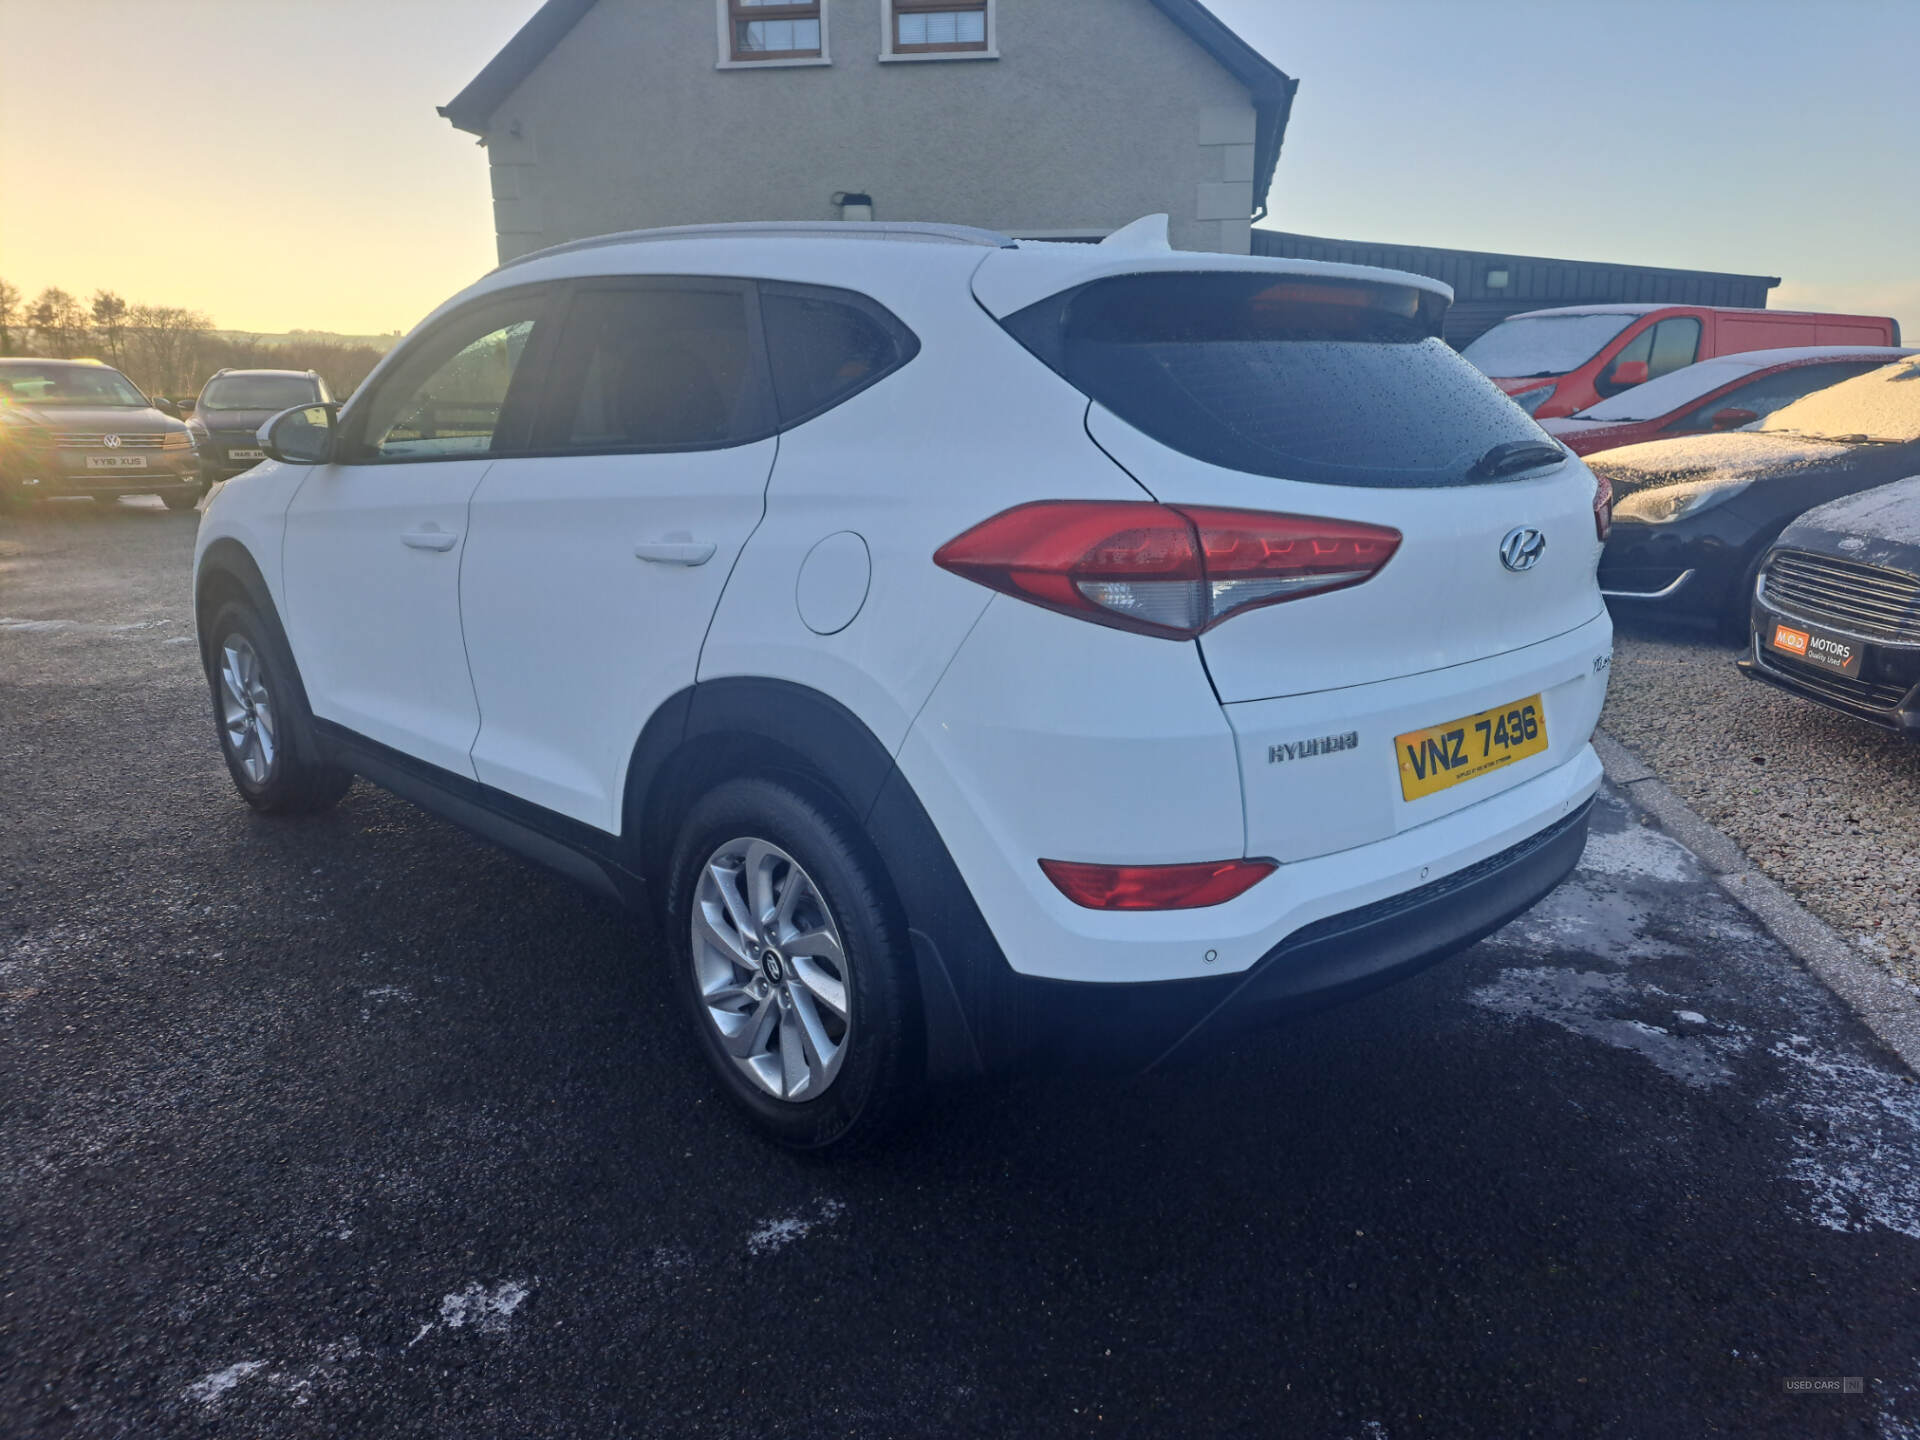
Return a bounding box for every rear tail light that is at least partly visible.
[1592,470,1613,542]
[1038,856,1277,910]
[934,501,1401,639]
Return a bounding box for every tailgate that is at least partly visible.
[1088,407,1608,702]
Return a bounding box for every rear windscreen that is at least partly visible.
[1002,272,1553,488]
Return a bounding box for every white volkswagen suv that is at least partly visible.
[194,218,1613,1149]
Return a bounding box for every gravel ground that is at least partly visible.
[1602,615,1920,991]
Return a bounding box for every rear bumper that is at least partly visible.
[920,798,1593,1075]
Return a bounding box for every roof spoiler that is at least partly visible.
[1099,215,1172,254]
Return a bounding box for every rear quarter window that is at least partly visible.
[1003,272,1554,488]
[759,282,919,428]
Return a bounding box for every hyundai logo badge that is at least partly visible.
[1500,527,1547,572]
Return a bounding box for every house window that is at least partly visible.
[728,0,822,61]
[890,0,989,54]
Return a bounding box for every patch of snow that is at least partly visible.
[1577,826,1697,884]
[1762,358,1920,443]
[1589,430,1844,486]
[1470,968,1747,1087]
[1791,474,1920,545]
[1767,1040,1920,1240]
[1488,874,1685,966]
[439,1279,532,1333]
[1676,1010,1709,1025]
[184,1359,266,1406]
[407,1280,534,1350]
[748,1198,846,1256]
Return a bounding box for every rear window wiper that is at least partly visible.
[1472,439,1566,478]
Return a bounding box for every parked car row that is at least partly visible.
[1461,297,1920,740]
[0,359,330,508]
[1504,328,1920,739]
[1461,302,1899,418]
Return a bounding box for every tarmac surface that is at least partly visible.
[4,499,1919,1439]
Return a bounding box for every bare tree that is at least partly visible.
[124,305,213,396]
[0,279,18,357]
[28,287,89,358]
[90,291,130,366]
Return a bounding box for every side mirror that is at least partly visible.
[1608,360,1649,388]
[259,403,337,464]
[1710,406,1759,431]
[152,396,182,419]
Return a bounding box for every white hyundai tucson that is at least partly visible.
[194,217,1613,1149]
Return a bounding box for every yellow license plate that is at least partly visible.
[1396,694,1548,801]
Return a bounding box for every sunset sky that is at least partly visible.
[3,0,1914,339]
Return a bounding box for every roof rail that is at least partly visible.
[498,220,1018,271]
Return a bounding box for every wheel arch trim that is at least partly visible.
[622,676,998,1080]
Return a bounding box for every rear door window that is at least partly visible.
[533,281,772,453]
[1002,272,1552,488]
[758,282,919,428]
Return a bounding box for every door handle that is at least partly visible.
[401,527,459,552]
[634,539,717,566]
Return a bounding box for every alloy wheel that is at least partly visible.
[218,635,277,785]
[691,836,851,1102]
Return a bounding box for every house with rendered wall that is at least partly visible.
[438,0,1299,261]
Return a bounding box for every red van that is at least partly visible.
[1460,304,1901,419]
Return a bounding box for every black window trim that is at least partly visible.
[335,274,922,467]
[333,281,561,467]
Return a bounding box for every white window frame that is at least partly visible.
[715,0,832,70]
[879,0,998,62]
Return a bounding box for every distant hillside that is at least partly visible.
[210,329,405,354]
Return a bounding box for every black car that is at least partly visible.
[189,369,331,483]
[1739,475,1920,735]
[0,358,201,509]
[1590,357,1920,636]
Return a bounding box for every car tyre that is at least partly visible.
[162,486,203,512]
[666,777,923,1152]
[204,600,354,815]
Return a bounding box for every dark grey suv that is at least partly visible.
[0,359,201,509]
[189,369,331,484]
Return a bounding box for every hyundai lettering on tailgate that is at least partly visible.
[1396,695,1548,802]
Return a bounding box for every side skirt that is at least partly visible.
[312,719,643,908]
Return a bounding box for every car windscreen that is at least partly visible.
[1759,359,1920,443]
[1000,271,1554,488]
[0,363,147,407]
[1460,313,1639,378]
[199,376,318,412]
